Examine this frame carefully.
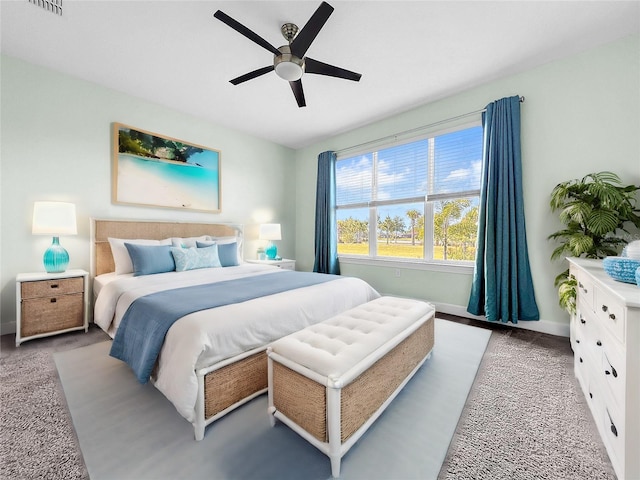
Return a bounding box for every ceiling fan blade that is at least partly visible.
[230,66,274,85]
[290,2,334,58]
[289,80,306,108]
[305,57,362,82]
[214,10,280,56]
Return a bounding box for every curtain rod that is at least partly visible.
[335,96,525,156]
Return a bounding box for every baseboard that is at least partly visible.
[433,302,570,338]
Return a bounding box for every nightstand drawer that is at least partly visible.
[21,277,83,299]
[21,293,84,337]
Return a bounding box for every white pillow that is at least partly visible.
[108,237,172,275]
[170,235,212,248]
[211,236,244,264]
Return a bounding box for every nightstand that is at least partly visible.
[15,269,89,346]
[246,258,296,271]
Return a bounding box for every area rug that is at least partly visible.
[54,319,490,480]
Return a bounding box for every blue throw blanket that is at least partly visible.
[110,271,338,383]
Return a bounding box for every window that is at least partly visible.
[335,123,482,264]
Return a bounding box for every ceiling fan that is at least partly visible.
[213,1,362,108]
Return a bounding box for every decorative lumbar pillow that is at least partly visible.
[170,235,212,248]
[198,239,241,267]
[124,243,176,276]
[171,245,221,272]
[108,237,172,275]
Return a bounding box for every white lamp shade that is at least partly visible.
[32,201,77,236]
[259,223,282,241]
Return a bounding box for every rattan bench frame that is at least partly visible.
[267,308,435,478]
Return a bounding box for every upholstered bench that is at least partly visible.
[267,296,435,478]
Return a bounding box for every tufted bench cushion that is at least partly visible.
[267,296,435,478]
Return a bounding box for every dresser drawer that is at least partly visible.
[595,288,625,344]
[21,277,84,299]
[601,392,625,475]
[599,340,625,409]
[21,293,84,337]
[576,272,595,312]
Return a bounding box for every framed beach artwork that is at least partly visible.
[112,123,221,213]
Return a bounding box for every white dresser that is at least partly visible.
[568,258,640,480]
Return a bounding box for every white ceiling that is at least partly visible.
[1,1,639,149]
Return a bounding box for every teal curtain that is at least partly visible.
[313,151,340,275]
[467,96,539,323]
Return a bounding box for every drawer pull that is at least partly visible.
[609,313,616,320]
[50,298,57,303]
[606,409,618,437]
[604,354,618,378]
[589,391,593,399]
[580,317,586,324]
[576,339,580,344]
[50,284,59,289]
[578,282,587,293]
[579,357,583,363]
[601,305,608,312]
[596,340,602,347]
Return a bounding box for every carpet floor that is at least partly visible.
[53,319,489,480]
[0,318,616,480]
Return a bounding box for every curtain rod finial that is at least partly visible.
[519,96,525,103]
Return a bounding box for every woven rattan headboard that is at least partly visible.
[91,219,242,276]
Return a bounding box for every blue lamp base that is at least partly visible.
[43,236,69,273]
[265,242,278,260]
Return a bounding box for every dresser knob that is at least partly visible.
[579,357,583,363]
[601,305,608,312]
[596,340,602,346]
[580,317,586,324]
[609,313,616,320]
[50,298,57,303]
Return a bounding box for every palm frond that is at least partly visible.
[568,232,594,256]
[586,209,620,236]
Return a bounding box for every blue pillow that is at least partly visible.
[124,243,175,276]
[171,245,221,271]
[197,241,239,267]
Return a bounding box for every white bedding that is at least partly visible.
[93,265,380,423]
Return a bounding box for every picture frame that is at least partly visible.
[112,123,221,213]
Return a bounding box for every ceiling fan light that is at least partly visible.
[275,61,303,81]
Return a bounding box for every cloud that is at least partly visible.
[441,159,482,192]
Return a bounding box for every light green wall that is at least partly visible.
[0,55,296,334]
[295,34,640,334]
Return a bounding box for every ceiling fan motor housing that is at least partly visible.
[274,45,305,81]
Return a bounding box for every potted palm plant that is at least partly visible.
[548,171,640,313]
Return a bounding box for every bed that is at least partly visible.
[91,219,380,440]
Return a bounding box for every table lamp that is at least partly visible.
[259,223,281,260]
[32,201,77,273]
